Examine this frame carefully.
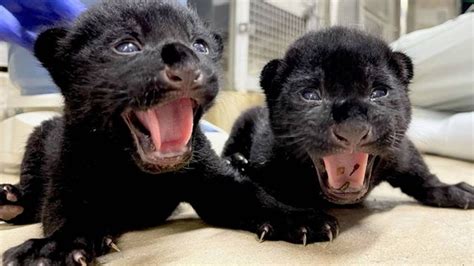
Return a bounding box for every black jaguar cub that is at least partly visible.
[1,1,331,264]
[224,27,474,241]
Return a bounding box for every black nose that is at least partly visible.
[162,66,203,88]
[160,42,202,88]
[331,122,372,148]
[161,42,198,66]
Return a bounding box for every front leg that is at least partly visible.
[384,141,474,209]
[186,131,339,244]
[3,169,120,265]
[3,190,119,266]
[3,231,114,266]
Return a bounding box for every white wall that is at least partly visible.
[0,42,7,67]
[264,0,313,17]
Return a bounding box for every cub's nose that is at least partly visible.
[163,66,203,88]
[161,42,198,66]
[331,122,372,148]
[160,42,203,88]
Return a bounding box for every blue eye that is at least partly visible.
[192,40,209,54]
[114,41,141,54]
[300,89,321,101]
[370,87,388,99]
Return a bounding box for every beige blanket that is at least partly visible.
[1,155,473,264]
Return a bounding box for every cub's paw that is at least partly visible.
[2,235,114,266]
[224,153,249,173]
[256,210,339,245]
[423,182,474,209]
[0,184,24,221]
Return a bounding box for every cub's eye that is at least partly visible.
[192,40,209,54]
[114,41,141,54]
[370,87,388,100]
[300,89,321,102]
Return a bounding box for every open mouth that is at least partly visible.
[123,98,197,173]
[310,152,378,204]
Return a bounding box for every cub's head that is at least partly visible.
[261,27,413,204]
[34,0,223,174]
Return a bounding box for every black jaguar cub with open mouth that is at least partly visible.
[1,1,334,265]
[223,27,474,239]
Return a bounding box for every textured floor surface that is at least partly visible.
[1,155,473,264]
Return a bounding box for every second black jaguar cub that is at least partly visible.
[224,27,474,240]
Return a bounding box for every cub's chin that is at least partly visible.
[309,152,379,204]
[123,97,198,174]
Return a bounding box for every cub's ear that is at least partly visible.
[260,59,283,94]
[34,27,68,70]
[211,32,224,57]
[389,51,414,84]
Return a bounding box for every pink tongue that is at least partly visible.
[322,153,369,190]
[135,98,194,153]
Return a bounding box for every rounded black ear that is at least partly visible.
[211,32,224,58]
[389,51,414,84]
[34,27,68,70]
[260,59,282,94]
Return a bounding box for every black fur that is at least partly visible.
[223,27,474,240]
[1,1,334,264]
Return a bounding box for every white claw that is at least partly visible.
[105,237,121,252]
[110,242,121,252]
[258,225,270,243]
[78,258,87,266]
[259,230,267,243]
[301,227,308,246]
[464,201,469,210]
[73,251,87,266]
[325,224,333,242]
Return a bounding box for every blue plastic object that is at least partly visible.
[200,120,225,133]
[0,0,86,49]
[1,0,91,95]
[0,5,36,49]
[2,0,188,96]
